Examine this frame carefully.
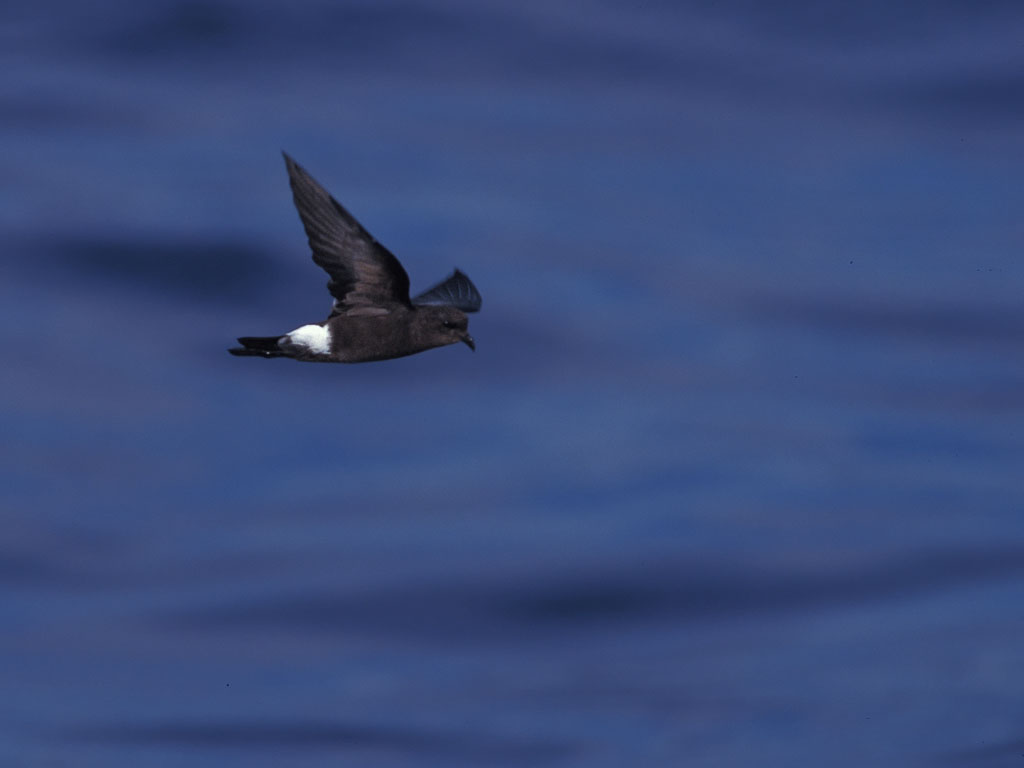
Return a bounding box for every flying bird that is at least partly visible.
[229,153,481,363]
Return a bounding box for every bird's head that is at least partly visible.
[417,305,475,351]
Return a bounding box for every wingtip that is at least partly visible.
[282,152,309,190]
[455,268,482,312]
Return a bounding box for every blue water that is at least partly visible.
[3,1,1023,765]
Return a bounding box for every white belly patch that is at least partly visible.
[285,324,331,355]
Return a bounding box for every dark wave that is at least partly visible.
[66,720,574,763]
[172,546,1024,642]
[32,235,291,305]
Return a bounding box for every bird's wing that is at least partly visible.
[412,269,482,313]
[283,153,411,316]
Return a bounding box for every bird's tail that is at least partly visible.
[228,336,287,358]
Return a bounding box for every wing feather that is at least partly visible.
[283,153,411,315]
[412,269,482,313]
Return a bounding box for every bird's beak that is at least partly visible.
[460,333,475,351]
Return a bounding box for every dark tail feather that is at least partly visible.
[228,336,287,358]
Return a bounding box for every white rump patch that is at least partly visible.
[285,324,331,355]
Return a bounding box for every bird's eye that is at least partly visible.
[442,320,456,329]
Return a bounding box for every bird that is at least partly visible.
[229,153,481,363]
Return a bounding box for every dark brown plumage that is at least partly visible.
[229,153,481,363]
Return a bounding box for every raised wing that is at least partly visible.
[412,269,482,313]
[283,153,411,315]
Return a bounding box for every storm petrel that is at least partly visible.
[229,153,481,363]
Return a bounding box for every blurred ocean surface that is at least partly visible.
[2,1,1023,765]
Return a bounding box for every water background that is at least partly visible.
[2,1,1023,765]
